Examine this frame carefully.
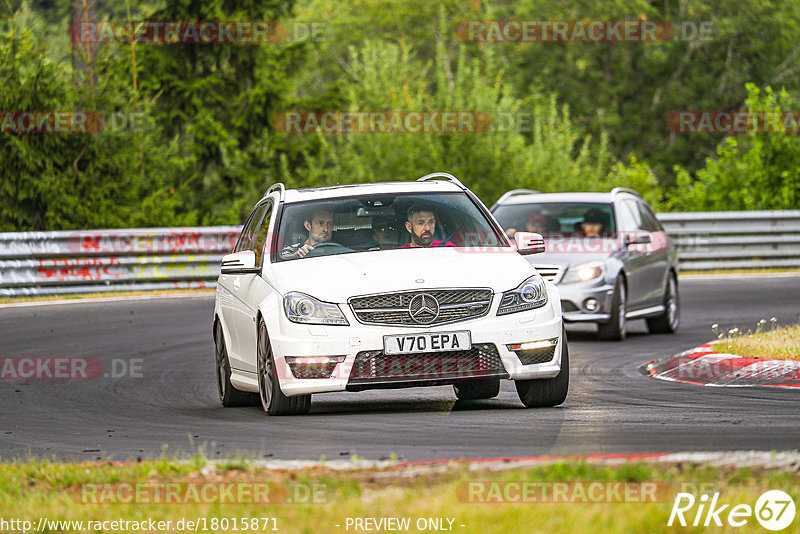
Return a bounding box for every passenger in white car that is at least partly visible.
[401,204,455,248]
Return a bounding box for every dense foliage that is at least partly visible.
[1,0,799,230]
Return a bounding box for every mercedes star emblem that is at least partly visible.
[408,293,440,324]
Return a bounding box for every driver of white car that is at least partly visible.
[280,207,335,259]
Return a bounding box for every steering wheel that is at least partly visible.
[304,241,353,257]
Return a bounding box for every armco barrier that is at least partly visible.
[1,211,798,296]
[0,227,240,296]
[656,210,800,271]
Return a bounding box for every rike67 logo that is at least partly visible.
[669,490,796,530]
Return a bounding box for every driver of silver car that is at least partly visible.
[280,208,335,259]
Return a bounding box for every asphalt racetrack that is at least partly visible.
[1,275,799,462]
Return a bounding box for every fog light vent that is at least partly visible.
[285,356,344,379]
[507,338,558,365]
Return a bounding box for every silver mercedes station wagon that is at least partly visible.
[491,188,679,341]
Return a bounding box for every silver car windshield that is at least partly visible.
[493,202,617,237]
[276,192,507,261]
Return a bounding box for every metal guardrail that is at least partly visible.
[0,227,240,296]
[656,210,800,271]
[1,211,798,296]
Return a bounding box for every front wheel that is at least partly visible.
[453,379,500,400]
[597,277,626,341]
[646,274,679,333]
[257,320,311,416]
[515,327,569,408]
[214,321,259,407]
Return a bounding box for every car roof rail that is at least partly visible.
[610,187,641,198]
[264,182,286,201]
[417,172,467,190]
[495,189,541,205]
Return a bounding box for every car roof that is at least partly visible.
[498,192,614,205]
[282,180,462,203]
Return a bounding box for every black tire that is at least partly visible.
[646,273,680,334]
[515,327,569,408]
[597,276,626,341]
[453,379,500,400]
[214,321,259,407]
[257,320,311,416]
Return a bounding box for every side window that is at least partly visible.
[638,202,663,232]
[234,202,269,253]
[252,200,273,266]
[615,201,638,232]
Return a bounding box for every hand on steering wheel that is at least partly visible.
[304,241,353,257]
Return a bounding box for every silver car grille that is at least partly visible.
[349,288,493,326]
[533,265,562,283]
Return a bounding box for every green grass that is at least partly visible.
[1,457,798,533]
[713,321,800,360]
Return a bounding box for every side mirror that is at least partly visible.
[220,250,260,274]
[515,232,545,255]
[624,233,651,247]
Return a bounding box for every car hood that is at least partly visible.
[270,248,534,302]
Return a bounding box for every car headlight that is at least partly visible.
[283,292,349,326]
[497,275,548,315]
[561,261,604,284]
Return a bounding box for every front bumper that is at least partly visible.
[266,289,564,396]
[558,279,615,323]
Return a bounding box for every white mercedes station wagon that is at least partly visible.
[213,173,568,415]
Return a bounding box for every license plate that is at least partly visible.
[383,331,471,355]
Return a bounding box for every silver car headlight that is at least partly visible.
[497,275,548,315]
[283,292,349,326]
[561,261,604,284]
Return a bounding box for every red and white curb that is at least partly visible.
[645,344,800,388]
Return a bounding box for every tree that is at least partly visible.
[0,22,191,230]
[488,0,800,183]
[136,0,299,223]
[667,84,800,211]
[282,29,650,207]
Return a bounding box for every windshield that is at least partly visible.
[275,192,507,261]
[492,202,617,238]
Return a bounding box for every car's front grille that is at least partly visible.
[534,265,562,283]
[514,339,558,365]
[349,289,492,326]
[347,343,505,384]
